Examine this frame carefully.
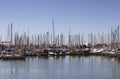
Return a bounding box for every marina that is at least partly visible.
[0,0,120,79]
[0,24,120,60]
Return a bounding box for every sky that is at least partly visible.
[0,0,120,40]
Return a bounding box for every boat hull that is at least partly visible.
[1,56,26,60]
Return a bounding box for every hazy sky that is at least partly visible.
[0,0,120,38]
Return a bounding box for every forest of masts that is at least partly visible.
[0,23,120,49]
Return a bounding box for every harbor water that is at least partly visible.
[0,56,120,79]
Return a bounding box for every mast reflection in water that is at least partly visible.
[0,56,120,79]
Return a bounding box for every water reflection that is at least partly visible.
[0,56,120,79]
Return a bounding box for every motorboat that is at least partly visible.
[1,54,25,60]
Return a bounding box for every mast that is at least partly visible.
[118,25,119,43]
[46,31,49,47]
[0,35,2,44]
[68,27,71,47]
[52,19,55,45]
[11,23,13,45]
[27,28,30,47]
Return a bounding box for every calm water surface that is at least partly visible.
[0,56,120,79]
